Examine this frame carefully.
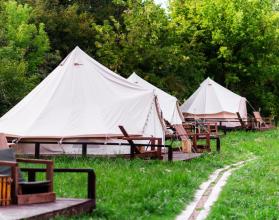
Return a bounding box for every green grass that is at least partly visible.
[37,129,278,219]
[207,129,279,220]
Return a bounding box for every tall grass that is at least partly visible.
[52,129,278,219]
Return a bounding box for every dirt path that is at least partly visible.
[176,158,255,220]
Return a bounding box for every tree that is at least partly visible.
[19,0,127,60]
[170,0,279,115]
[93,0,205,99]
[0,0,50,115]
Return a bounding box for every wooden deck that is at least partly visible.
[0,198,94,220]
[163,152,203,161]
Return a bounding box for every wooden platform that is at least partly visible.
[163,152,202,161]
[0,198,94,220]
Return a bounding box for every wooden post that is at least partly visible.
[46,162,54,192]
[88,170,96,208]
[11,166,18,204]
[28,171,36,182]
[216,137,221,152]
[82,143,87,157]
[130,144,135,159]
[35,143,40,159]
[192,135,197,149]
[150,139,155,151]
[168,147,173,161]
[157,138,162,159]
[206,134,210,150]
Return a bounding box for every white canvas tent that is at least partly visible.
[127,73,183,125]
[0,47,164,155]
[180,77,247,127]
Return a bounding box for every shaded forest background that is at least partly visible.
[0,0,279,118]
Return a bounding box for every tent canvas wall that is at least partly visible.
[180,77,247,127]
[127,73,183,125]
[0,47,165,155]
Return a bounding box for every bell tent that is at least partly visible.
[0,47,164,154]
[180,77,247,127]
[127,73,183,125]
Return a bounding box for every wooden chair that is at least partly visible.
[172,124,192,153]
[175,124,211,153]
[236,112,254,131]
[0,133,15,149]
[119,126,162,159]
[0,134,56,205]
[236,112,247,130]
[253,112,274,130]
[206,122,219,136]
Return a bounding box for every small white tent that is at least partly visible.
[127,73,183,125]
[180,77,247,127]
[0,47,164,154]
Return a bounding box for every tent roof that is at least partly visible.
[180,77,246,115]
[127,73,183,125]
[0,47,164,139]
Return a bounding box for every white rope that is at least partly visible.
[141,98,155,134]
[58,137,66,154]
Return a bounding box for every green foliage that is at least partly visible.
[1,0,279,118]
[0,0,49,115]
[20,0,97,58]
[170,0,279,115]
[93,0,205,99]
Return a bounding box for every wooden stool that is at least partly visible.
[0,175,12,206]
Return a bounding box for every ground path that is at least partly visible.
[176,158,256,220]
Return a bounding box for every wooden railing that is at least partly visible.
[16,141,173,161]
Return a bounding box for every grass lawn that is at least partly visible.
[207,129,279,219]
[38,128,279,219]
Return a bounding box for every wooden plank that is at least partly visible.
[163,152,202,161]
[0,198,94,220]
[17,192,56,205]
[17,158,53,164]
[46,162,54,192]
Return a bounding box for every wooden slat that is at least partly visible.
[17,158,53,165]
[17,192,56,205]
[0,198,94,220]
[0,176,12,206]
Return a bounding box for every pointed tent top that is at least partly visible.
[127,72,183,125]
[0,47,164,139]
[129,72,140,84]
[128,72,172,98]
[181,77,246,115]
[201,77,214,86]
[57,47,151,92]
